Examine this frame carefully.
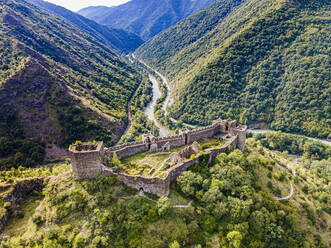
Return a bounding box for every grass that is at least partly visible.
[198,138,226,150]
[119,137,227,178]
[0,164,70,184]
[3,192,43,238]
[168,184,190,206]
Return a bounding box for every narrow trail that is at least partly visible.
[115,95,133,146]
[265,150,296,201]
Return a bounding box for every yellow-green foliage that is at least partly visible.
[0,143,330,247]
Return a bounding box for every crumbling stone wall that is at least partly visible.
[105,142,148,160]
[69,119,247,196]
[186,125,218,144]
[103,167,170,196]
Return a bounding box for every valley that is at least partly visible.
[0,0,330,247]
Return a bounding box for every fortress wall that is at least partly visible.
[154,135,185,148]
[101,134,241,197]
[103,168,170,196]
[187,125,217,144]
[168,158,199,182]
[105,143,148,160]
[106,141,145,152]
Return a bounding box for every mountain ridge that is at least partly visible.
[27,0,143,54]
[78,0,217,40]
[0,0,140,168]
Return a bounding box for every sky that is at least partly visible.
[45,0,131,12]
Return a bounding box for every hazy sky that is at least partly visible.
[46,0,131,12]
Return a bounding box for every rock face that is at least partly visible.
[180,141,201,159]
[169,152,183,165]
[191,141,200,155]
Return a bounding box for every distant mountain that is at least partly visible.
[78,0,217,40]
[27,0,143,54]
[0,0,140,168]
[136,0,331,139]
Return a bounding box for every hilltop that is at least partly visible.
[136,0,331,139]
[0,0,140,169]
[0,132,330,247]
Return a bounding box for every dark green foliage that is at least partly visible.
[175,149,309,247]
[256,132,330,159]
[0,0,142,168]
[137,0,331,138]
[29,0,143,54]
[0,108,45,169]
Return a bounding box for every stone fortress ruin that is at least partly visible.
[69,119,247,196]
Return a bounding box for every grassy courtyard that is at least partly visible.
[116,138,226,178]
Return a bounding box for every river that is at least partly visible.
[144,74,171,137]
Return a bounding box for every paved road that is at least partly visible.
[248,129,331,146]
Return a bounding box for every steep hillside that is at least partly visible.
[136,0,331,139]
[78,0,217,40]
[0,0,140,168]
[27,0,143,54]
[0,137,330,247]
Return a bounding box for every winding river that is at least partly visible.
[132,54,331,146]
[144,74,171,137]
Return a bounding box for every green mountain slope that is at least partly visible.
[0,0,140,168]
[136,0,331,139]
[78,0,217,40]
[27,0,143,54]
[0,137,330,247]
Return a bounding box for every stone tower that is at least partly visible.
[232,125,247,151]
[69,141,104,180]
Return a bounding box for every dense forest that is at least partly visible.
[0,133,330,247]
[136,0,331,139]
[0,0,141,168]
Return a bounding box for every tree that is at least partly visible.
[169,240,180,248]
[177,171,202,197]
[227,231,243,248]
[263,223,286,248]
[157,196,170,216]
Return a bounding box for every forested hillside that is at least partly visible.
[0,0,140,168]
[136,0,331,139]
[0,136,330,247]
[78,0,216,40]
[28,0,143,54]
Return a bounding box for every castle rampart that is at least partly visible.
[69,119,247,196]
